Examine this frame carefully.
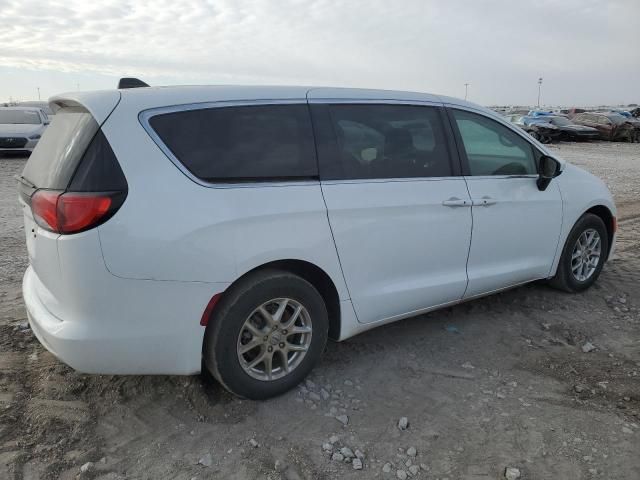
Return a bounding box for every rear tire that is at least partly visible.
[549,213,608,293]
[203,269,328,399]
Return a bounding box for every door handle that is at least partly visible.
[442,197,471,207]
[472,196,497,206]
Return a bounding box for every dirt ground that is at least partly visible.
[1,141,639,480]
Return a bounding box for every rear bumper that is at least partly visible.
[23,264,229,375]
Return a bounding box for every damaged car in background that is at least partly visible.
[573,112,640,142]
[543,115,600,141]
[515,115,561,144]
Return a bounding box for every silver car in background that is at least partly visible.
[0,107,50,155]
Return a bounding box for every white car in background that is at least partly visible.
[0,107,49,154]
[19,84,616,399]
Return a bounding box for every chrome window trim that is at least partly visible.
[139,99,319,190]
[320,176,467,186]
[307,98,443,107]
[465,175,539,180]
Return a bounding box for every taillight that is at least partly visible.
[31,190,125,234]
[31,190,61,232]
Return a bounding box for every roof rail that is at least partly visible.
[117,78,150,89]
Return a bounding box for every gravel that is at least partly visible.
[340,447,355,458]
[398,417,409,430]
[336,414,349,426]
[504,467,521,479]
[331,452,345,462]
[308,391,322,402]
[198,453,213,467]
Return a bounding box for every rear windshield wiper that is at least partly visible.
[15,175,36,189]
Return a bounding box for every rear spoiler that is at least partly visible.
[48,91,121,124]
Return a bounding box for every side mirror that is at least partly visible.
[537,155,561,191]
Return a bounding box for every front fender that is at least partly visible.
[550,163,616,275]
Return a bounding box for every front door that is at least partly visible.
[449,108,563,298]
[311,102,472,323]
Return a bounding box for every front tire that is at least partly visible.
[549,213,608,293]
[203,269,328,399]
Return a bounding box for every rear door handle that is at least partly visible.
[442,197,471,207]
[472,196,497,206]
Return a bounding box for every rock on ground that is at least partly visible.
[505,466,521,479]
[398,417,409,430]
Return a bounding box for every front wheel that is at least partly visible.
[203,269,328,399]
[549,213,609,292]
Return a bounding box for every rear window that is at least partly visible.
[148,104,317,181]
[22,107,98,189]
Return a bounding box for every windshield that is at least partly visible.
[0,110,41,125]
[550,116,571,126]
[606,114,627,125]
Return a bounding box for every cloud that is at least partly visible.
[0,0,638,105]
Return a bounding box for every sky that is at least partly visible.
[1,0,639,107]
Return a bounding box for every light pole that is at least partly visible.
[537,77,543,108]
[464,83,470,100]
[37,87,41,101]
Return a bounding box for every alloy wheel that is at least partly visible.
[236,298,312,381]
[570,228,601,282]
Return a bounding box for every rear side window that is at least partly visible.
[324,104,452,180]
[148,104,317,181]
[22,106,98,189]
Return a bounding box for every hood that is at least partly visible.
[0,124,43,136]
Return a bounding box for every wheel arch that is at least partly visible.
[202,259,342,341]
[584,204,615,258]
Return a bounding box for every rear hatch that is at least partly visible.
[18,93,124,317]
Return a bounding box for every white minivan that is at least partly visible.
[19,85,616,399]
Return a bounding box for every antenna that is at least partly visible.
[118,78,150,89]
